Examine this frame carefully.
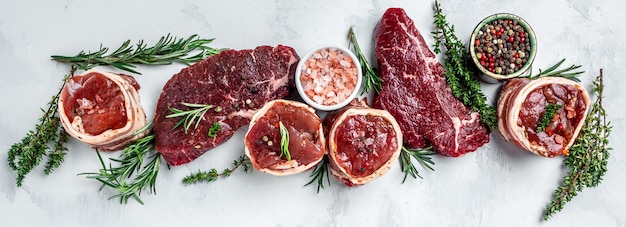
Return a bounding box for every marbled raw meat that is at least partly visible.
[372,8,489,156]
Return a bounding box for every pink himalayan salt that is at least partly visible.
[300,48,358,106]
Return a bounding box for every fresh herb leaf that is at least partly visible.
[432,1,497,131]
[278,121,291,161]
[536,103,562,133]
[207,122,221,138]
[80,122,161,205]
[523,58,583,82]
[399,146,436,183]
[543,69,611,220]
[166,103,214,133]
[304,155,331,193]
[182,155,252,184]
[51,34,224,74]
[348,26,383,94]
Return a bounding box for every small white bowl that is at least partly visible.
[295,45,362,111]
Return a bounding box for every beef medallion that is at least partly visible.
[244,100,325,176]
[497,77,591,157]
[58,70,148,151]
[324,99,402,186]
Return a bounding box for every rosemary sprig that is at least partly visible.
[278,121,291,161]
[80,123,161,205]
[182,155,252,184]
[304,155,331,193]
[166,103,215,133]
[207,122,221,138]
[543,69,611,220]
[348,26,383,94]
[7,72,74,187]
[52,34,224,74]
[432,1,498,131]
[536,103,562,133]
[523,58,583,82]
[399,146,436,183]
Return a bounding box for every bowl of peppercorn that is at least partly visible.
[469,13,537,83]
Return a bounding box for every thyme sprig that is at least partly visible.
[348,26,383,94]
[166,103,215,133]
[536,103,562,133]
[543,69,611,220]
[399,146,436,183]
[432,1,498,131]
[80,123,161,205]
[304,155,330,193]
[523,58,583,82]
[7,71,74,187]
[51,34,223,74]
[182,155,252,184]
[278,121,292,161]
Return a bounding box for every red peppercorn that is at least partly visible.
[521,37,525,42]
[480,60,486,66]
[500,27,504,33]
[475,39,480,46]
[514,53,519,58]
[489,62,495,68]
[557,124,564,131]
[519,32,524,38]
[509,36,514,42]
[481,54,486,61]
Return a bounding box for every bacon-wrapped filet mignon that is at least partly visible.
[58,70,148,151]
[324,99,402,186]
[497,77,591,157]
[244,100,325,176]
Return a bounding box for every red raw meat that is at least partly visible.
[372,8,489,156]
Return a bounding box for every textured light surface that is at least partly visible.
[0,0,624,226]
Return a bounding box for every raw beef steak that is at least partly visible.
[372,8,489,157]
[154,45,299,166]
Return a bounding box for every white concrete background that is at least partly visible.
[1,0,624,226]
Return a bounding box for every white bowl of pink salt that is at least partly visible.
[295,45,362,111]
